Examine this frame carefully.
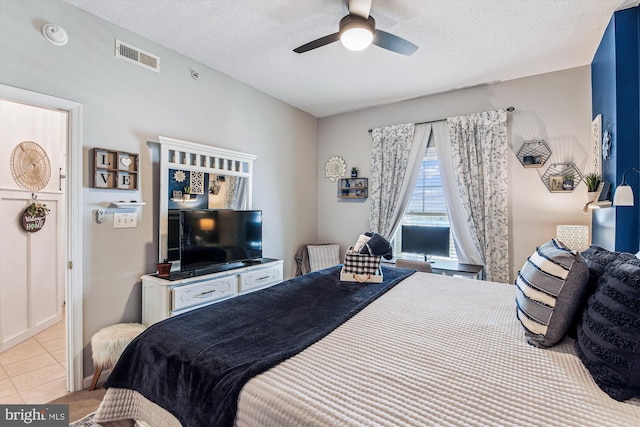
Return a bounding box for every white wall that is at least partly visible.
[0,0,318,375]
[318,67,593,282]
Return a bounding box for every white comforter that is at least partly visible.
[235,273,640,427]
[96,272,640,426]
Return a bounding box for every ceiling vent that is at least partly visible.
[115,39,160,72]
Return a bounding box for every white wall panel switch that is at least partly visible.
[113,212,137,228]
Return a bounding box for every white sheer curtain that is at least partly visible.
[369,123,431,238]
[432,121,483,265]
[447,110,509,283]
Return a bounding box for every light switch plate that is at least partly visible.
[114,212,137,228]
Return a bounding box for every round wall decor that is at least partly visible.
[22,209,46,233]
[10,141,51,191]
[324,156,347,182]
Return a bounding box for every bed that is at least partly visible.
[94,263,640,427]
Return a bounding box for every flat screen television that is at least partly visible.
[401,225,450,260]
[179,209,262,272]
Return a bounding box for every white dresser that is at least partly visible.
[142,259,284,326]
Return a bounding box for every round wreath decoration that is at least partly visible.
[324,156,347,182]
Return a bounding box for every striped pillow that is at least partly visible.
[307,244,340,272]
[515,239,589,347]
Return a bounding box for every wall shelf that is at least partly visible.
[111,202,146,208]
[516,140,551,168]
[169,197,199,203]
[338,178,368,199]
[541,162,583,193]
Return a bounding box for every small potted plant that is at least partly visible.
[562,173,575,191]
[584,173,602,202]
[156,259,172,277]
[351,167,358,178]
[25,201,50,217]
[183,186,194,200]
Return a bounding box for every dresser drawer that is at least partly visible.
[172,276,236,312]
[238,264,283,294]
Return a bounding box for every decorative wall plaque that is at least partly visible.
[591,115,602,175]
[92,147,139,190]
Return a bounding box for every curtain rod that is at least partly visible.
[367,106,515,133]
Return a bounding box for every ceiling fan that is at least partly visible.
[293,0,418,56]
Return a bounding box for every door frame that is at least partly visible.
[1,84,84,392]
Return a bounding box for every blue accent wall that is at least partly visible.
[591,6,640,253]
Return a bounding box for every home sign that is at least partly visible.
[22,210,46,233]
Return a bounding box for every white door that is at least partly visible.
[0,100,67,352]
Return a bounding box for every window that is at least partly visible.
[391,144,458,262]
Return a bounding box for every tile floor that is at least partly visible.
[0,320,69,404]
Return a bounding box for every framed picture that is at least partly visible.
[172,190,183,199]
[592,114,602,175]
[550,175,564,192]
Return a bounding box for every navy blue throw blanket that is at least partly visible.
[105,265,414,427]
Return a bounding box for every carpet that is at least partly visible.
[47,386,106,425]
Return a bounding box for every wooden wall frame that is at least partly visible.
[92,147,139,190]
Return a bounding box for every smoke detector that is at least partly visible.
[41,24,68,46]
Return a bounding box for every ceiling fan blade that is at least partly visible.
[372,30,418,56]
[348,0,372,19]
[293,32,340,53]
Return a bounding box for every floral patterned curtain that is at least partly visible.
[369,123,415,238]
[447,110,508,283]
[224,176,240,209]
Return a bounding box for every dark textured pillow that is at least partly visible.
[569,245,622,337]
[581,245,621,290]
[515,239,590,347]
[576,253,640,401]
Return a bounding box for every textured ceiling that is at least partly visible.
[62,0,639,118]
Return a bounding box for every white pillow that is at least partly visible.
[307,244,341,272]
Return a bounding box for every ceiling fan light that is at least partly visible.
[338,14,375,51]
[340,27,373,51]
